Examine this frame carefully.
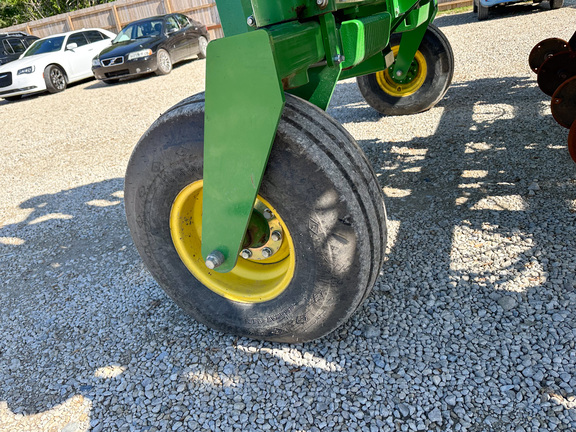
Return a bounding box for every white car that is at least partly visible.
[0,28,115,101]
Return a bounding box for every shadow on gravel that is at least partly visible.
[330,75,574,292]
[2,74,576,430]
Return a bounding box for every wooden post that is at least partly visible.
[112,5,122,32]
[66,15,74,31]
[165,0,173,14]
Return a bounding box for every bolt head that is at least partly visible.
[263,209,273,220]
[240,249,252,259]
[205,250,225,269]
[261,247,273,258]
[395,70,403,77]
[271,230,282,242]
[247,15,256,27]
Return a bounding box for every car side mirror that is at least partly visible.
[66,42,78,50]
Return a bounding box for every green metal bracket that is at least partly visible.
[391,1,435,80]
[340,12,391,69]
[203,30,285,272]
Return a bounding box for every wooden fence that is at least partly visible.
[0,0,223,40]
[0,0,471,41]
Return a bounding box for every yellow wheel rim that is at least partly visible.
[170,180,295,303]
[376,46,427,97]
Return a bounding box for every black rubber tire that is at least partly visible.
[125,93,387,343]
[356,24,454,116]
[549,0,563,8]
[477,0,489,20]
[103,79,119,85]
[4,95,22,101]
[197,36,208,59]
[44,65,67,93]
[155,49,172,75]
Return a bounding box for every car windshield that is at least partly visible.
[113,20,164,43]
[22,36,65,57]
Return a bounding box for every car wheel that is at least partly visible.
[356,24,454,116]
[197,36,208,59]
[549,0,563,8]
[4,95,22,101]
[477,0,489,20]
[155,49,172,75]
[124,93,387,343]
[44,65,67,93]
[103,79,119,85]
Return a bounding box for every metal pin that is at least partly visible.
[240,249,252,259]
[205,250,225,269]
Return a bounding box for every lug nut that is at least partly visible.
[263,208,273,220]
[395,69,403,77]
[247,15,256,27]
[271,230,282,242]
[240,249,252,259]
[261,247,273,258]
[316,0,329,8]
[205,250,225,269]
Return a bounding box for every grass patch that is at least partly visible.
[438,5,473,14]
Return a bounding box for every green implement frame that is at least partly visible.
[202,0,437,272]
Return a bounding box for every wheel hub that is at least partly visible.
[170,180,295,303]
[376,46,427,97]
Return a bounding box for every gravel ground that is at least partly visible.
[1,4,576,431]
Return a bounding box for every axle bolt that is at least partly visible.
[395,70,403,77]
[261,247,273,258]
[240,249,252,259]
[271,230,282,242]
[205,250,225,269]
[247,15,257,27]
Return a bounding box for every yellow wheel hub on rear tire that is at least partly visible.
[376,46,427,97]
[169,180,295,303]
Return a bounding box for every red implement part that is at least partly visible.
[551,76,576,129]
[568,121,576,163]
[537,51,576,97]
[529,38,570,73]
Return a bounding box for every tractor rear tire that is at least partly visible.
[356,24,454,116]
[124,93,387,343]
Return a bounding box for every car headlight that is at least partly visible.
[17,66,35,75]
[127,49,153,61]
[92,58,101,67]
